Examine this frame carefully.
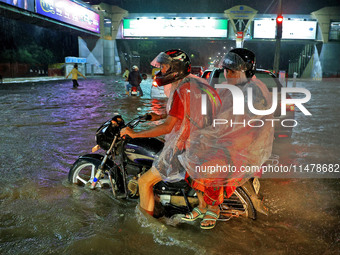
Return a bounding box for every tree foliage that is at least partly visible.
[0,43,55,64]
[0,16,77,65]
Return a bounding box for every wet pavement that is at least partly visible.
[0,76,339,254]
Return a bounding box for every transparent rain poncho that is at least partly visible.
[178,74,275,187]
[152,74,221,182]
[152,50,274,188]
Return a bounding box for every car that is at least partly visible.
[201,68,213,80]
[191,66,204,77]
[150,78,167,98]
[201,68,295,138]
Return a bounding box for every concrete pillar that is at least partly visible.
[79,4,128,76]
[311,6,340,77]
[95,4,128,75]
[311,6,340,43]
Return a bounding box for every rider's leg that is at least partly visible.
[137,85,143,96]
[126,84,132,94]
[183,175,208,219]
[138,167,162,215]
[201,185,223,227]
[200,204,220,229]
[197,191,207,210]
[183,190,207,219]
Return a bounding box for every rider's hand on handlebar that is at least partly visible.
[120,127,136,138]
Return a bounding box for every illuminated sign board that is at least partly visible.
[253,19,276,39]
[282,20,317,39]
[253,19,317,40]
[36,0,100,33]
[123,18,228,38]
[65,56,86,63]
[0,0,35,12]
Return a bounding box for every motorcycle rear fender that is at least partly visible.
[241,179,269,216]
[75,154,115,170]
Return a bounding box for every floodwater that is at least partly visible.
[0,77,339,255]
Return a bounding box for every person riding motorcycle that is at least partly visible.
[180,48,275,229]
[120,49,220,216]
[127,65,143,96]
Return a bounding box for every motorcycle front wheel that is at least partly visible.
[68,159,110,188]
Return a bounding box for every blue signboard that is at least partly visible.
[36,0,100,33]
[65,57,87,63]
[0,0,35,12]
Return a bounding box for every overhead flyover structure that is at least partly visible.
[0,1,339,78]
[0,0,101,37]
[114,5,339,78]
[116,10,319,45]
[115,8,319,75]
[224,5,257,48]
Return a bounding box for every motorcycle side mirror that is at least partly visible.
[142,74,147,80]
[144,114,152,121]
[111,115,125,127]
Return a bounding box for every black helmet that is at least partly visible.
[151,49,191,86]
[221,48,256,78]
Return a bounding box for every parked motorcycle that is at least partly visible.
[68,114,268,219]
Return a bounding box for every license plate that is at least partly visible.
[253,177,260,195]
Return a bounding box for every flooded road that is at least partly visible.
[0,77,339,254]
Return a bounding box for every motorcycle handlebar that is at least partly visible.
[125,114,152,129]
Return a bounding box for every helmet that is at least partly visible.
[132,65,139,71]
[151,49,191,86]
[220,48,256,78]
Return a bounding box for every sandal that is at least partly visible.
[200,210,219,230]
[181,207,205,222]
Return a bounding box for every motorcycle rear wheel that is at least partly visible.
[68,159,110,188]
[220,187,256,220]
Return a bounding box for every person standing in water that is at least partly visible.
[66,64,86,88]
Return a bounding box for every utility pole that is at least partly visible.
[273,0,282,75]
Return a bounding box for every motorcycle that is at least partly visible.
[128,74,147,96]
[68,114,269,220]
[129,86,139,96]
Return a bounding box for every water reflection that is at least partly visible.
[0,77,339,254]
